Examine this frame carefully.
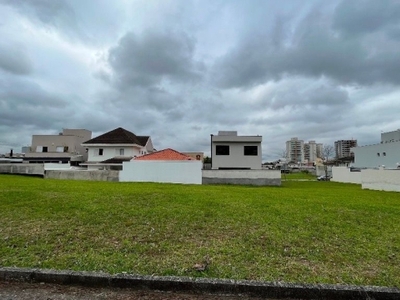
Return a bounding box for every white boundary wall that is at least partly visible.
[44,163,72,170]
[361,169,400,192]
[331,167,361,184]
[120,161,202,184]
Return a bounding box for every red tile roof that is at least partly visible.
[82,127,149,146]
[135,148,193,161]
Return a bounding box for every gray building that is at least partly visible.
[335,139,357,159]
[211,131,262,169]
[24,129,92,163]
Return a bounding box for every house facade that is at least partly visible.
[211,131,262,170]
[82,127,154,169]
[24,129,92,163]
[351,129,400,169]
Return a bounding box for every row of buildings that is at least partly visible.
[285,129,400,169]
[285,137,357,164]
[2,128,263,171]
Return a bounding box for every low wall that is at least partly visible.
[0,163,44,176]
[361,169,400,192]
[202,170,281,186]
[44,163,72,170]
[45,170,119,182]
[120,161,202,184]
[331,167,361,184]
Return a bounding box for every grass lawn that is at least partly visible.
[281,172,316,180]
[0,174,399,287]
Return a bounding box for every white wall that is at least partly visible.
[212,143,262,170]
[44,163,72,170]
[352,141,400,169]
[87,146,142,162]
[331,167,361,184]
[361,169,400,192]
[120,161,202,184]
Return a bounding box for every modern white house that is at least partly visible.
[210,131,262,170]
[81,127,154,170]
[24,129,92,164]
[351,129,400,169]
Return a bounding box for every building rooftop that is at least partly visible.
[82,127,149,146]
[134,148,192,161]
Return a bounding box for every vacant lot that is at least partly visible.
[0,175,399,287]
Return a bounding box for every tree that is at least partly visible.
[317,145,335,178]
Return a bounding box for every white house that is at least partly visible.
[351,129,400,169]
[81,127,154,170]
[211,131,262,170]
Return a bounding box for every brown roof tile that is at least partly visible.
[83,127,149,146]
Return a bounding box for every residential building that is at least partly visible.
[286,137,304,163]
[352,129,400,169]
[24,129,92,164]
[303,140,323,164]
[335,139,357,159]
[211,131,262,170]
[81,127,154,169]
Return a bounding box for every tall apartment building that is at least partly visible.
[286,137,304,163]
[334,140,357,159]
[304,140,323,163]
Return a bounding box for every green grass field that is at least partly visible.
[0,174,399,287]
[281,172,316,180]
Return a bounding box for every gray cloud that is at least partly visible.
[108,30,202,89]
[214,1,400,89]
[0,43,33,75]
[333,0,400,37]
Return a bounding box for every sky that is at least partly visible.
[1,0,400,161]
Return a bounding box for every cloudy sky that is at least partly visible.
[1,0,400,161]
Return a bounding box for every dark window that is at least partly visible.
[64,146,69,152]
[244,146,258,156]
[216,145,230,155]
[99,148,104,156]
[42,146,48,153]
[383,152,386,156]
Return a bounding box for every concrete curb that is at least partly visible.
[0,267,399,299]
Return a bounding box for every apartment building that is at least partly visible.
[335,140,357,159]
[286,137,304,163]
[304,140,323,164]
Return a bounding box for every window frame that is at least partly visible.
[215,145,230,156]
[244,145,258,156]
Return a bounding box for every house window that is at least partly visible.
[383,152,386,156]
[56,146,64,153]
[244,146,258,156]
[119,149,124,155]
[216,145,230,155]
[64,146,69,152]
[377,153,380,156]
[98,148,104,156]
[42,146,48,153]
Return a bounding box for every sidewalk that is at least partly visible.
[1,267,399,300]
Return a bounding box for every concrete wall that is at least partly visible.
[202,170,281,186]
[361,169,400,192]
[331,167,362,184]
[0,163,44,175]
[120,161,202,184]
[45,170,119,182]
